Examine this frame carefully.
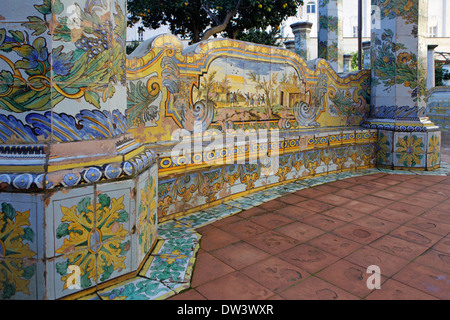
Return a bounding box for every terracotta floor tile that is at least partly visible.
[190,251,235,287]
[197,226,240,251]
[414,191,448,203]
[372,177,401,186]
[333,188,366,200]
[315,193,350,206]
[369,235,429,260]
[211,241,270,270]
[323,207,366,222]
[386,185,418,195]
[341,200,382,214]
[279,276,359,300]
[389,225,443,247]
[275,205,317,220]
[405,216,450,236]
[241,256,309,292]
[365,279,438,300]
[353,215,400,234]
[245,230,299,255]
[249,212,295,229]
[413,249,450,274]
[300,213,347,232]
[344,246,409,277]
[357,195,394,207]
[383,174,415,182]
[370,208,415,224]
[168,289,206,300]
[277,244,340,274]
[422,209,450,225]
[315,260,385,299]
[347,184,384,194]
[211,214,242,227]
[308,233,362,258]
[433,235,450,255]
[258,199,286,211]
[278,194,308,204]
[399,196,438,209]
[394,181,427,191]
[295,199,335,213]
[217,219,267,240]
[294,188,327,198]
[372,190,406,201]
[238,206,268,219]
[312,184,341,194]
[325,180,355,189]
[388,202,426,216]
[431,202,450,214]
[195,271,274,300]
[392,262,450,300]
[276,221,325,243]
[332,223,384,245]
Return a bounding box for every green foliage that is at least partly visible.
[235,27,282,46]
[127,0,303,43]
[435,61,450,87]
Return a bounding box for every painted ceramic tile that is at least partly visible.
[98,277,174,300]
[0,193,44,299]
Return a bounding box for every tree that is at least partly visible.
[127,0,303,44]
[235,27,283,46]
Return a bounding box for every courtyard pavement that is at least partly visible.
[168,133,450,300]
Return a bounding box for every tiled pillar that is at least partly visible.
[427,45,438,90]
[0,0,158,299]
[318,0,343,72]
[291,22,313,61]
[362,41,371,69]
[363,0,441,170]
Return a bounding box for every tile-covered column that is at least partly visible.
[363,0,441,170]
[318,0,343,72]
[291,22,313,61]
[0,0,158,300]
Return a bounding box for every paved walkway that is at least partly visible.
[169,169,450,300]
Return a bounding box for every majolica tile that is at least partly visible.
[98,277,174,300]
[0,193,45,299]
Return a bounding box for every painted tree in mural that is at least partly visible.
[248,71,278,118]
[127,0,303,43]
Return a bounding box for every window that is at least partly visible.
[353,26,358,38]
[138,28,144,41]
[306,2,316,14]
[429,26,437,37]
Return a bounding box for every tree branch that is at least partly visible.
[200,0,242,42]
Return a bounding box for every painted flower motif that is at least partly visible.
[0,202,36,299]
[397,52,411,64]
[395,134,424,167]
[56,194,129,289]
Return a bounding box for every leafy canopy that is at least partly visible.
[127,0,303,44]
